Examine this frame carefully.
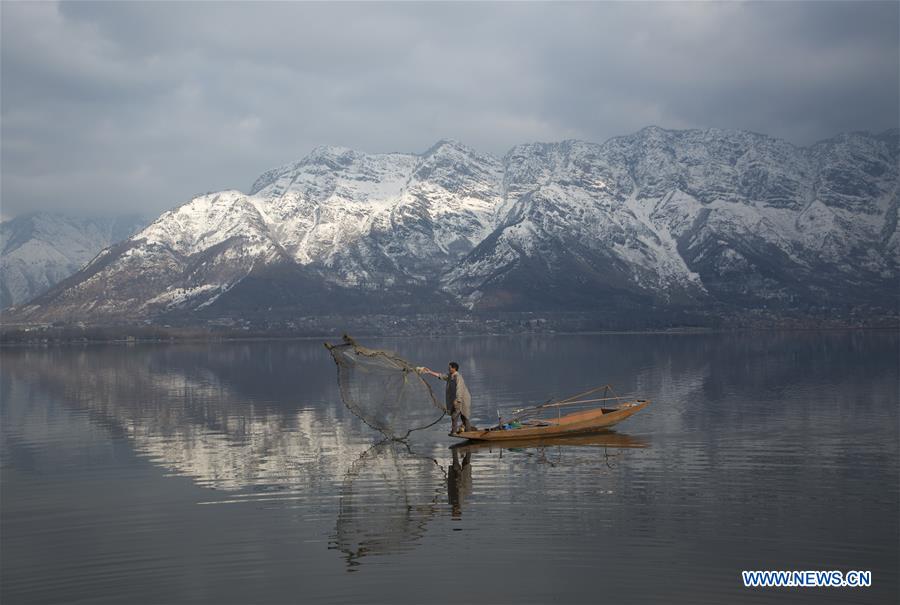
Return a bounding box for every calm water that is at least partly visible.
[1,332,897,604]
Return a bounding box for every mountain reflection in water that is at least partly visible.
[2,333,897,604]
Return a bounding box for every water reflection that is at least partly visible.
[452,431,649,471]
[331,441,446,570]
[447,450,472,519]
[1,341,660,495]
[2,334,897,604]
[330,432,650,568]
[0,344,366,493]
[452,431,649,455]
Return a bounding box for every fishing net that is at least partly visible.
[331,440,446,569]
[325,335,446,439]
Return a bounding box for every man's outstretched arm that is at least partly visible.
[418,367,447,380]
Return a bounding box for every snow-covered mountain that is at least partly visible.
[8,128,898,325]
[1,212,146,308]
[446,128,898,313]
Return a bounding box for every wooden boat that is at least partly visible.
[450,430,649,452]
[452,400,650,442]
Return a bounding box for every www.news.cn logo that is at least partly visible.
[742,570,871,588]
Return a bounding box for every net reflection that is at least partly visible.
[331,440,446,570]
[330,431,650,570]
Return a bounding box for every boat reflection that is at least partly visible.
[443,431,648,519]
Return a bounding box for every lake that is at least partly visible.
[1,332,897,604]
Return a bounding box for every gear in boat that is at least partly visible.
[453,384,650,442]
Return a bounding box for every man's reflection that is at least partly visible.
[447,449,472,518]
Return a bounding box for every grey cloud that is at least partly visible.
[2,1,897,219]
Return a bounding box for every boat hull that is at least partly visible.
[452,400,650,441]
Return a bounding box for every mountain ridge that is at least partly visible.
[7,127,898,326]
[1,212,147,309]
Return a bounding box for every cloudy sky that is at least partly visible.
[2,1,898,220]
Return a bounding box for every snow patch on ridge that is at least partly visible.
[619,194,706,293]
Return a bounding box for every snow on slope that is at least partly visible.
[18,140,506,315]
[9,128,898,322]
[444,128,897,310]
[1,212,146,308]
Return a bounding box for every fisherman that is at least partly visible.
[423,362,473,434]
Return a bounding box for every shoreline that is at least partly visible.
[1,324,896,347]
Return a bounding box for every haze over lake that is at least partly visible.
[1,332,897,604]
